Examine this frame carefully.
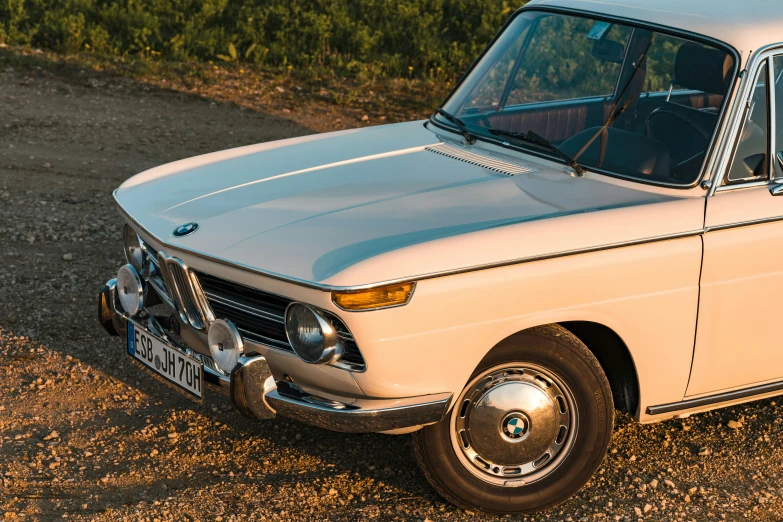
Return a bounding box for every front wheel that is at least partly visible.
[412,324,614,514]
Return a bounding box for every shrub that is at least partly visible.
[0,0,521,79]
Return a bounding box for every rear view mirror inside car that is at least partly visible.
[592,39,625,64]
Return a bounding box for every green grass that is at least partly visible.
[0,0,523,81]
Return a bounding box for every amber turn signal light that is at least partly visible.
[332,282,416,311]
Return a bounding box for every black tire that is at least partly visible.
[412,324,614,514]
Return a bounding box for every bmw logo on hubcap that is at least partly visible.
[502,413,529,440]
[173,222,199,237]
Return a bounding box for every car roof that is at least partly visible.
[527,0,783,58]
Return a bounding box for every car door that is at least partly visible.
[687,52,783,397]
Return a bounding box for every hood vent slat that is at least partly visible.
[426,142,536,176]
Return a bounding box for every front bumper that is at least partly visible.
[98,279,452,433]
[267,381,452,433]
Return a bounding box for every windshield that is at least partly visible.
[435,10,736,186]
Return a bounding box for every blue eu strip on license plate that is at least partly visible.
[127,322,136,356]
[126,320,203,399]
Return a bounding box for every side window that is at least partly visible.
[725,62,769,184]
[774,56,783,176]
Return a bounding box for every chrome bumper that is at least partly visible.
[98,279,126,337]
[267,382,452,433]
[98,279,452,433]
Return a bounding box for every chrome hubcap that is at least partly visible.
[450,363,578,486]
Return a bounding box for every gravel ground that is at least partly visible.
[2,61,783,522]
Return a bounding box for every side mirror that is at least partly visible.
[592,40,625,64]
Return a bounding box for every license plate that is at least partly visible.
[127,320,203,399]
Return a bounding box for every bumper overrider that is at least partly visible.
[98,276,452,433]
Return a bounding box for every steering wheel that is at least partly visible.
[645,107,712,142]
[645,107,713,182]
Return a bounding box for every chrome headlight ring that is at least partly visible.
[284,303,344,365]
[122,224,144,271]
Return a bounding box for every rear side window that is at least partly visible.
[774,55,783,177]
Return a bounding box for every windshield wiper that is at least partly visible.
[433,107,477,144]
[489,128,586,177]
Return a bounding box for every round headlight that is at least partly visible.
[117,264,144,316]
[208,319,244,374]
[284,303,344,365]
[123,224,144,271]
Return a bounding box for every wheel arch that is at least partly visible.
[559,321,640,418]
[475,321,640,418]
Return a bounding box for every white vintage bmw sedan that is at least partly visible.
[99,0,783,513]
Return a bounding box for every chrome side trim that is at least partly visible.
[705,214,783,232]
[647,379,783,416]
[714,179,770,192]
[266,383,453,433]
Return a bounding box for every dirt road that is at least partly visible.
[2,58,783,521]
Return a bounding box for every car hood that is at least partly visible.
[116,121,704,287]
